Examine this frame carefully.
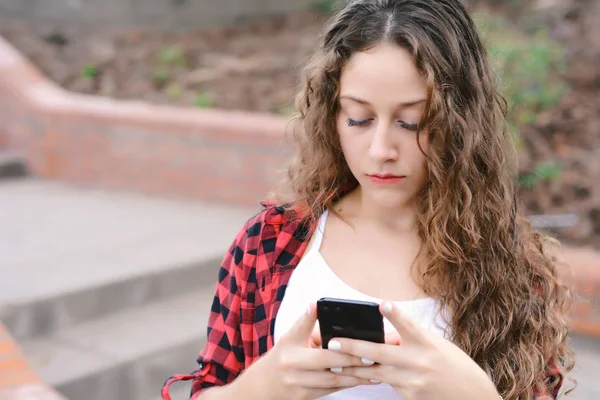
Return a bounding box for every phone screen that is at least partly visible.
[317,297,385,349]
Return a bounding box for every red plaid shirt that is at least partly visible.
[161,202,564,400]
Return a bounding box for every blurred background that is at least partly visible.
[0,0,598,399]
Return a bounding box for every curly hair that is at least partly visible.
[271,0,576,398]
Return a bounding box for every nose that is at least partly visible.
[367,122,398,163]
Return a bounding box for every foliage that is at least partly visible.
[80,64,99,79]
[165,83,184,99]
[273,103,296,117]
[475,13,569,144]
[194,90,214,108]
[153,45,190,102]
[518,161,562,190]
[156,45,187,68]
[151,45,186,87]
[467,0,529,11]
[310,0,344,14]
[474,12,568,188]
[151,68,171,85]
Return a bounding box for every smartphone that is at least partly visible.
[317,297,385,349]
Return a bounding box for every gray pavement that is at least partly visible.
[0,178,258,400]
[568,333,600,399]
[0,178,256,308]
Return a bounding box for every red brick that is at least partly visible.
[0,340,17,355]
[40,150,69,178]
[0,357,29,372]
[0,370,40,388]
[0,323,43,391]
[570,301,592,319]
[0,59,283,204]
[570,321,600,337]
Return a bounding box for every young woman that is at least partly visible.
[162,0,575,399]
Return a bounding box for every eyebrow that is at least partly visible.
[339,95,427,108]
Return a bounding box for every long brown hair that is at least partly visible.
[272,0,576,398]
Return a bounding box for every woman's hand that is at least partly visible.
[328,301,501,400]
[228,303,376,400]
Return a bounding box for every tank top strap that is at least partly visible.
[311,209,329,251]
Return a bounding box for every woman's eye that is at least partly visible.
[345,118,419,131]
[400,121,419,131]
[346,118,371,127]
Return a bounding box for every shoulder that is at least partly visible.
[242,199,314,238]
[233,202,293,244]
[227,201,311,263]
[223,202,311,291]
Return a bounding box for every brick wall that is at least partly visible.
[0,36,292,206]
[560,247,600,337]
[0,127,6,148]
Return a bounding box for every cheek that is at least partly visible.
[339,135,360,169]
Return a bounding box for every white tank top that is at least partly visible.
[273,209,449,400]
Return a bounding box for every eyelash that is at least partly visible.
[346,118,419,131]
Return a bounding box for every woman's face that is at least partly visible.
[336,42,430,211]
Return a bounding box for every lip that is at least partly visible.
[367,174,406,185]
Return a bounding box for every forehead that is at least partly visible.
[339,43,428,104]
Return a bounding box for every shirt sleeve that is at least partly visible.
[161,219,254,400]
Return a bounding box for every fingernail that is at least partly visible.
[361,357,374,365]
[382,302,393,313]
[330,367,343,373]
[306,305,311,314]
[370,379,380,383]
[328,340,341,350]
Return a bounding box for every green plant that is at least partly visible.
[165,83,184,99]
[507,0,526,8]
[518,161,562,190]
[194,90,213,108]
[152,68,171,85]
[80,64,99,79]
[273,103,296,117]
[157,45,186,68]
[311,0,343,14]
[518,172,538,190]
[472,0,530,11]
[474,12,569,145]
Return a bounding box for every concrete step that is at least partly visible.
[167,383,195,400]
[0,150,28,180]
[0,179,258,341]
[21,290,214,400]
[21,303,600,400]
[568,333,600,399]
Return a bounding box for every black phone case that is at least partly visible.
[317,297,385,349]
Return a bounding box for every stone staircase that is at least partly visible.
[0,177,258,400]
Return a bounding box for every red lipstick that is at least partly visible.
[367,174,406,185]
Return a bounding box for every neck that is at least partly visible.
[338,185,419,233]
